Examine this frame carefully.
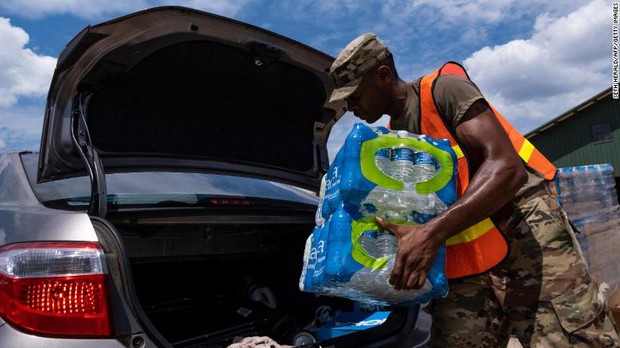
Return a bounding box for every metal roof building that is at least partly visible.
[525,88,619,179]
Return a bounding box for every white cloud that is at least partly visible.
[0,0,137,19]
[403,0,586,25]
[0,103,44,151]
[0,18,56,108]
[463,0,609,133]
[0,0,254,19]
[0,18,52,150]
[291,0,589,80]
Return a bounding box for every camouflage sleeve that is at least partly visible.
[433,74,486,129]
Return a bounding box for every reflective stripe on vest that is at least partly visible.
[451,144,464,159]
[420,62,509,279]
[490,104,558,180]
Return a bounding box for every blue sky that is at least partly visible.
[0,0,613,161]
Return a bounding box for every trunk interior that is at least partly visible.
[112,218,358,347]
[84,39,325,173]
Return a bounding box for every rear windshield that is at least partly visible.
[21,153,317,209]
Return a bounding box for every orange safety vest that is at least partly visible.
[418,61,557,279]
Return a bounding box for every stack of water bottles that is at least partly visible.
[299,123,458,306]
[549,164,620,293]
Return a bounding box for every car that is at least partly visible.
[0,6,430,348]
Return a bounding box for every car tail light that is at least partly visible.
[0,242,111,337]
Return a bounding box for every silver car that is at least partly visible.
[0,6,430,348]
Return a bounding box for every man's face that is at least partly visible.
[344,70,386,124]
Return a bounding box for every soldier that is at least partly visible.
[328,33,620,347]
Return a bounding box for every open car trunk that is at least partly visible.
[92,212,425,348]
[124,221,347,347]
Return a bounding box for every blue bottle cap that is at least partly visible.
[376,148,391,159]
[391,147,415,161]
[362,230,379,238]
[415,152,437,165]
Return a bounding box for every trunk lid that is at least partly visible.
[38,6,346,193]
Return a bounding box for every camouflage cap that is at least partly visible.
[328,33,392,102]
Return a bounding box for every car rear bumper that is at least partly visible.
[0,322,157,348]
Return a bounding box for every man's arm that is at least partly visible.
[429,99,527,238]
[377,99,527,290]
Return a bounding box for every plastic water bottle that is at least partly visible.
[368,232,398,294]
[375,231,434,303]
[359,149,394,218]
[325,205,358,286]
[376,231,398,257]
[359,231,380,258]
[349,229,436,304]
[361,147,411,219]
[390,147,416,183]
[375,148,392,175]
[413,152,437,183]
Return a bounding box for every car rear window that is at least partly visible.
[20,153,317,208]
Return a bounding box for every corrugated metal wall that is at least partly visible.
[528,95,619,176]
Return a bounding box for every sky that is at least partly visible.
[0,0,614,161]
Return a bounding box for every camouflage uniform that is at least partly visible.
[430,192,620,347]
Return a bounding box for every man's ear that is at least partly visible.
[376,65,393,84]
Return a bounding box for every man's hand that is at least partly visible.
[375,217,443,290]
[373,100,525,290]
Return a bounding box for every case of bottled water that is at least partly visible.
[300,123,458,306]
[549,163,620,297]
